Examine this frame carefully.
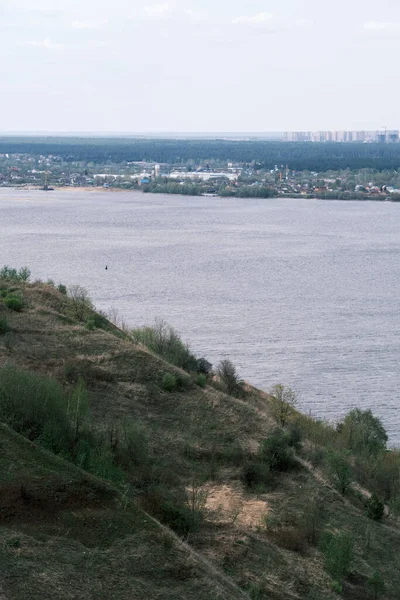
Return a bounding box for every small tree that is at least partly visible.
[320,531,354,584]
[17,267,31,282]
[270,384,297,427]
[216,359,242,395]
[68,285,93,321]
[368,571,385,599]
[328,451,352,495]
[338,408,388,455]
[365,494,385,521]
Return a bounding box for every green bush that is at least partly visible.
[367,571,385,599]
[68,285,94,321]
[132,319,199,371]
[328,451,352,494]
[338,408,388,455]
[162,373,178,392]
[196,374,207,388]
[270,384,297,427]
[365,494,385,521]
[57,284,68,295]
[216,359,243,396]
[0,316,9,334]
[0,266,31,282]
[319,531,354,583]
[259,429,294,471]
[85,318,96,331]
[241,460,273,490]
[0,364,72,452]
[4,295,23,312]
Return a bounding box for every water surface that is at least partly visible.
[1,189,400,443]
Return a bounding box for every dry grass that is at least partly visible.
[1,281,400,599]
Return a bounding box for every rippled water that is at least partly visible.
[2,188,400,443]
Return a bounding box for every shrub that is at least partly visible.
[3,332,15,351]
[113,420,149,468]
[195,374,207,388]
[196,357,213,375]
[68,285,94,321]
[270,384,297,427]
[286,421,303,451]
[216,359,243,396]
[319,531,354,583]
[241,460,273,490]
[57,284,68,295]
[0,364,72,452]
[338,408,388,455]
[17,267,31,282]
[328,451,352,494]
[140,483,206,536]
[0,316,9,334]
[365,494,385,521]
[132,319,198,371]
[367,571,385,599]
[4,295,23,312]
[259,429,294,471]
[85,318,96,331]
[162,373,178,392]
[0,265,31,282]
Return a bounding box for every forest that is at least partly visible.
[3,137,400,171]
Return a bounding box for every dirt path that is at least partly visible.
[295,456,398,533]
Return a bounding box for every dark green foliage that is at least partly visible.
[162,373,178,392]
[365,494,385,521]
[328,451,352,494]
[241,460,273,490]
[0,265,31,282]
[0,364,72,451]
[319,531,354,583]
[5,138,400,171]
[140,484,205,536]
[132,319,198,372]
[286,421,303,451]
[0,316,9,334]
[57,283,68,295]
[195,374,207,388]
[338,409,388,455]
[85,318,96,331]
[4,295,23,312]
[196,357,213,375]
[367,571,385,599]
[258,429,294,472]
[216,359,243,396]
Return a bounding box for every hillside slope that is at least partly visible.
[0,280,400,600]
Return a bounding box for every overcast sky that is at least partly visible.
[1,0,400,133]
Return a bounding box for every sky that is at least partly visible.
[1,0,400,133]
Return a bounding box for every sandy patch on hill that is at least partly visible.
[204,483,268,529]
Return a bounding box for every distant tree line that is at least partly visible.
[3,138,400,171]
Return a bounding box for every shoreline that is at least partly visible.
[0,185,394,202]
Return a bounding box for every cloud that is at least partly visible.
[144,2,175,18]
[232,12,274,26]
[364,21,400,31]
[19,37,64,50]
[71,20,108,30]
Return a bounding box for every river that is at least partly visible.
[2,188,400,443]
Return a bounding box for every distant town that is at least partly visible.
[2,137,400,201]
[283,130,400,143]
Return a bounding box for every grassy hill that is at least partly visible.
[0,277,399,599]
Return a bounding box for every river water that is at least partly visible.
[2,188,400,443]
